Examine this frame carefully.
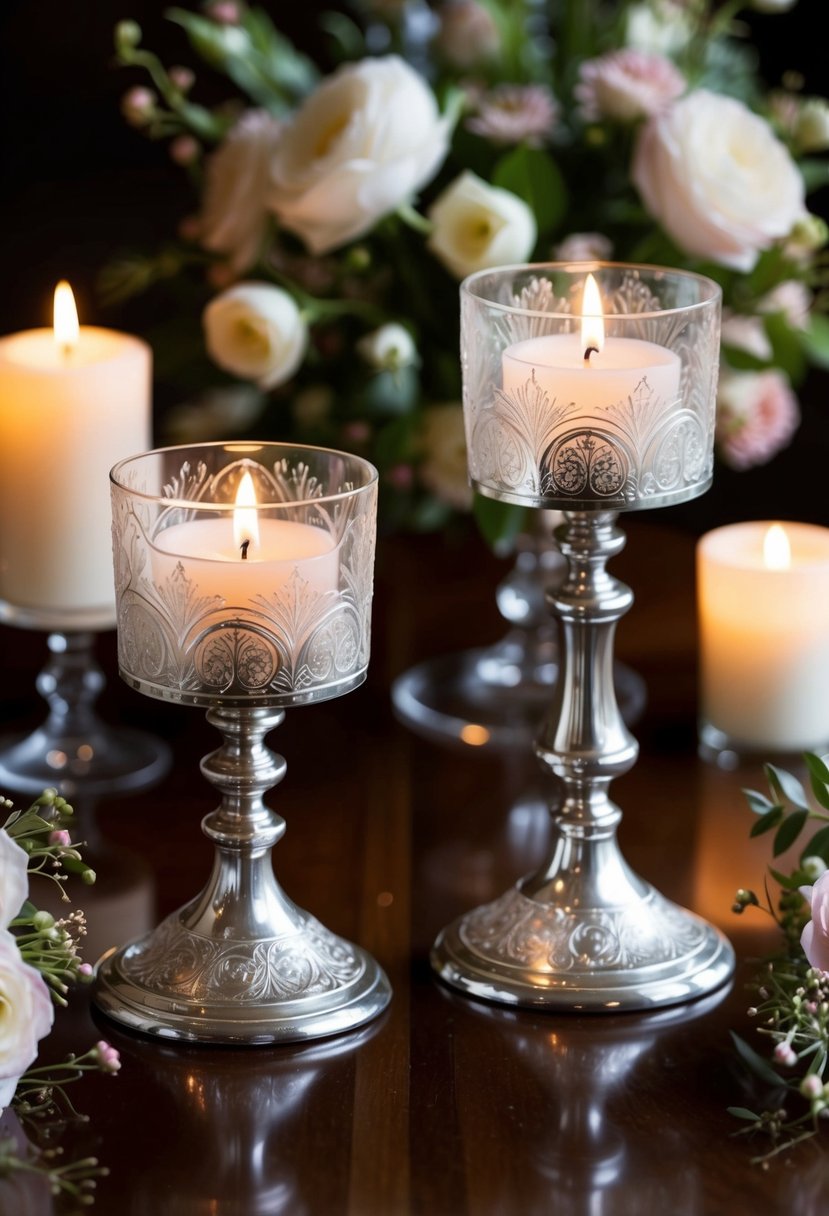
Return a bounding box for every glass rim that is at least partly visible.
[460,260,722,320]
[110,440,379,511]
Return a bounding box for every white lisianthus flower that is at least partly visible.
[357,323,418,372]
[625,1,693,55]
[758,280,812,329]
[269,55,452,255]
[0,831,28,931]
[720,314,772,361]
[200,110,283,274]
[553,232,614,262]
[633,90,806,272]
[0,930,54,1110]
[203,282,308,389]
[426,171,537,280]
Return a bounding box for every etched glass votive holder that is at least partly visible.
[94,441,390,1044]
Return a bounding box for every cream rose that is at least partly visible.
[269,55,451,255]
[203,282,308,389]
[0,832,28,930]
[633,90,806,272]
[0,930,54,1110]
[200,109,283,274]
[426,171,537,280]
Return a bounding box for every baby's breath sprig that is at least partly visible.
[729,753,829,1161]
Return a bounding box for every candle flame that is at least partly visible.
[763,523,790,570]
[581,273,604,362]
[53,281,79,353]
[233,471,259,556]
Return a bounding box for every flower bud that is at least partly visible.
[122,87,157,128]
[32,911,55,931]
[357,323,418,373]
[169,66,195,93]
[115,19,142,49]
[81,869,97,886]
[795,98,829,154]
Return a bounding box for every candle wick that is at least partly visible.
[584,345,599,363]
[61,343,73,361]
[240,539,250,561]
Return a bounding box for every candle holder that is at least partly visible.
[0,619,170,799]
[432,262,735,1011]
[93,442,391,1043]
[391,516,646,751]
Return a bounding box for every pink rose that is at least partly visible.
[633,90,806,272]
[715,368,800,470]
[575,49,685,122]
[801,871,829,971]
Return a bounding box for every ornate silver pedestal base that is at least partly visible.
[432,878,733,1012]
[432,512,735,1013]
[93,706,391,1044]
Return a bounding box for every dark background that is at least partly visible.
[1,0,827,535]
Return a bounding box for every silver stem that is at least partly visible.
[432,511,735,1012]
[94,707,391,1043]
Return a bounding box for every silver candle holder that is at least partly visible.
[93,442,391,1043]
[432,262,735,1011]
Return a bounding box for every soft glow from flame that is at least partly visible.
[580,273,604,360]
[233,471,259,554]
[763,523,791,570]
[53,281,79,352]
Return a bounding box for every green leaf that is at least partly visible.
[773,808,809,856]
[805,752,829,784]
[727,1107,761,1122]
[743,788,776,815]
[473,495,527,555]
[802,314,829,371]
[799,156,829,194]
[491,146,567,236]
[749,806,784,837]
[801,824,829,864]
[730,1032,787,1089]
[765,764,809,810]
[768,866,805,891]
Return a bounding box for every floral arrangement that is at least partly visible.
[730,754,829,1161]
[105,0,829,545]
[0,789,120,1207]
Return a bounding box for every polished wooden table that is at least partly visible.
[1,515,825,1215]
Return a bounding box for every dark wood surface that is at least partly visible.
[1,516,825,1216]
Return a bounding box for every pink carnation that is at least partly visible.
[800,872,829,972]
[575,49,685,123]
[715,369,800,470]
[466,85,559,147]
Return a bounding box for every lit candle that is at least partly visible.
[152,471,339,607]
[0,282,151,625]
[697,520,829,753]
[502,273,681,421]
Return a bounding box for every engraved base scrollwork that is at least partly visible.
[93,705,391,1044]
[431,510,735,1012]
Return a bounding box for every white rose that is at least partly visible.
[203,282,308,389]
[0,832,28,931]
[269,55,451,255]
[357,323,418,371]
[625,1,693,55]
[633,90,806,272]
[426,171,537,280]
[0,930,54,1109]
[200,110,283,274]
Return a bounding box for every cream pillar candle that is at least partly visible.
[697,520,829,753]
[0,283,151,626]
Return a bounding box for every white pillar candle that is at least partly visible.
[500,274,681,484]
[0,283,151,626]
[152,472,339,609]
[697,520,829,752]
[152,519,338,606]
